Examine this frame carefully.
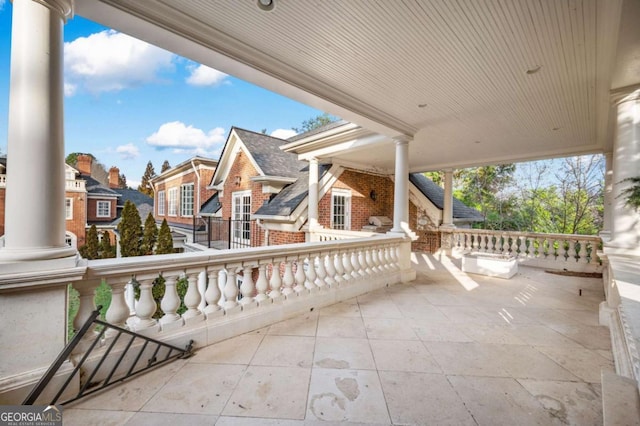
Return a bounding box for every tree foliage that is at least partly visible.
[156,218,174,254]
[141,213,158,255]
[79,224,100,260]
[292,113,339,134]
[118,173,128,189]
[118,200,142,257]
[620,177,640,211]
[161,160,171,173]
[100,231,116,258]
[138,161,156,197]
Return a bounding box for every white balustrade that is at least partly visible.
[451,229,602,272]
[71,235,406,354]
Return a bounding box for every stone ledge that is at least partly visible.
[602,370,640,426]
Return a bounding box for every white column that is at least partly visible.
[606,90,640,255]
[0,0,75,262]
[600,152,613,242]
[308,157,319,230]
[391,136,411,233]
[441,169,455,229]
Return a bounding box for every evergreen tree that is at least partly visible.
[100,231,116,258]
[156,219,174,254]
[141,213,158,255]
[161,160,171,173]
[117,200,142,257]
[79,224,100,259]
[118,173,128,189]
[138,161,156,197]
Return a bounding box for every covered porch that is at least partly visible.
[1,1,640,423]
[62,254,612,425]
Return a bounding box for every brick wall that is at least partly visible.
[318,170,394,230]
[268,230,306,245]
[66,192,87,246]
[221,150,272,219]
[154,167,214,228]
[87,198,117,222]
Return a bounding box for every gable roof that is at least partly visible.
[409,173,484,220]
[232,128,306,178]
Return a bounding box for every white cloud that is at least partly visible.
[146,121,226,157]
[186,64,228,86]
[64,30,174,95]
[116,143,140,160]
[270,129,298,140]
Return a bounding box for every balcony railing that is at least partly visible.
[68,235,407,389]
[65,179,86,191]
[311,228,378,241]
[450,229,602,272]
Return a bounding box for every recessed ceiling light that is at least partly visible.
[257,0,275,12]
[552,127,561,131]
[417,103,427,108]
[474,140,481,144]
[526,65,542,75]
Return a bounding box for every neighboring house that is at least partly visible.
[151,156,218,247]
[0,153,152,251]
[200,125,482,252]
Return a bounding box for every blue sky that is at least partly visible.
[0,2,325,187]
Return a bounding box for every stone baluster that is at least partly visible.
[197,271,207,311]
[282,260,295,296]
[255,263,270,304]
[588,241,599,265]
[160,273,182,326]
[578,239,588,264]
[567,240,577,262]
[350,250,362,279]
[496,234,504,255]
[369,246,380,274]
[324,253,338,286]
[105,277,131,336]
[342,251,354,282]
[223,267,239,310]
[240,264,257,309]
[71,280,102,354]
[183,271,203,321]
[204,267,223,316]
[333,252,345,284]
[306,255,320,291]
[548,238,558,260]
[516,237,526,258]
[363,248,373,276]
[134,277,158,330]
[391,244,400,270]
[315,253,329,288]
[379,246,389,271]
[125,278,136,316]
[269,261,283,300]
[294,259,308,294]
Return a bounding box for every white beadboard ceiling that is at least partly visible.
[76,0,636,172]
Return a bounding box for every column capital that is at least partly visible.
[308,157,318,164]
[33,0,74,20]
[393,135,412,145]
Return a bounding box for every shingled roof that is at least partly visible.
[254,164,332,217]
[409,173,484,220]
[200,192,221,215]
[83,175,119,197]
[232,128,306,178]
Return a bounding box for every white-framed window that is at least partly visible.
[331,189,351,230]
[157,190,166,216]
[97,200,111,218]
[181,183,194,216]
[65,198,73,220]
[232,190,251,247]
[168,188,178,216]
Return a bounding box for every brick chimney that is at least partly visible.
[109,166,120,189]
[76,154,92,176]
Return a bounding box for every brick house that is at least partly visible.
[0,153,152,251]
[200,126,482,252]
[151,156,218,247]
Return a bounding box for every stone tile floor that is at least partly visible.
[65,253,613,425]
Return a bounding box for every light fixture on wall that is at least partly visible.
[369,190,377,201]
[257,0,275,12]
[234,175,242,186]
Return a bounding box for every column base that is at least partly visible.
[0,245,78,263]
[599,230,612,243]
